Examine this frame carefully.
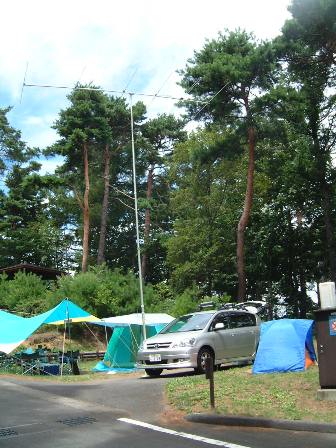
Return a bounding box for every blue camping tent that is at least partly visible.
[252,319,316,374]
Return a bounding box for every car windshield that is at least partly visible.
[160,312,215,333]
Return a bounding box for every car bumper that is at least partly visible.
[136,347,198,370]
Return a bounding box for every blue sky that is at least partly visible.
[0,0,292,174]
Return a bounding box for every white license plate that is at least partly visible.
[149,354,161,362]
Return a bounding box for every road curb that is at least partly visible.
[186,413,336,433]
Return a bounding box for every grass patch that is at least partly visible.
[166,365,336,423]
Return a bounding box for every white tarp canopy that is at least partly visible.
[97,313,175,328]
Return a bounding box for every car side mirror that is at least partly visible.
[214,322,225,331]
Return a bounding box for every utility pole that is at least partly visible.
[129,93,146,340]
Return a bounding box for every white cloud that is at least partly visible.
[38,157,64,175]
[28,129,58,149]
[23,114,55,127]
[20,115,58,148]
[0,0,292,147]
[23,116,45,126]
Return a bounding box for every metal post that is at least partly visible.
[129,93,147,340]
[205,357,215,409]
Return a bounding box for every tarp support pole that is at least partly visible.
[60,323,66,376]
[60,299,69,377]
[104,324,108,350]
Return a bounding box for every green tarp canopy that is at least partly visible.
[92,313,174,372]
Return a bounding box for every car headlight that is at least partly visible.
[171,337,196,348]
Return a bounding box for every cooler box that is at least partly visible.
[40,363,60,375]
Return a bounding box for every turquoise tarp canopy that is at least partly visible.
[0,299,93,354]
[0,309,24,321]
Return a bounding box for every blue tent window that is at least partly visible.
[329,316,336,336]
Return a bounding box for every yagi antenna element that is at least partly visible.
[20,62,29,104]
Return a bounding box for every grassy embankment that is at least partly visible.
[20,327,108,353]
[166,365,336,424]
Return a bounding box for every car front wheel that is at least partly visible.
[195,347,214,374]
[145,368,163,377]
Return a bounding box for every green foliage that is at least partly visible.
[167,130,242,297]
[179,30,278,124]
[53,85,112,151]
[0,268,232,320]
[147,281,175,314]
[0,162,69,268]
[0,268,160,319]
[48,265,157,317]
[283,0,336,61]
[0,272,49,315]
[148,283,204,317]
[0,107,32,178]
[170,287,200,317]
[141,113,186,158]
[276,0,336,284]
[136,114,187,283]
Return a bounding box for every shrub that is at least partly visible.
[0,272,49,315]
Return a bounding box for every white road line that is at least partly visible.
[118,418,250,448]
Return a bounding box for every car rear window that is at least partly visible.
[229,313,256,328]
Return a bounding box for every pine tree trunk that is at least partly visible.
[237,112,255,302]
[97,144,111,265]
[82,142,90,273]
[141,164,154,281]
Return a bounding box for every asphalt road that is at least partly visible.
[1,371,336,448]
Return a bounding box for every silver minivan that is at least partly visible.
[136,309,260,377]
